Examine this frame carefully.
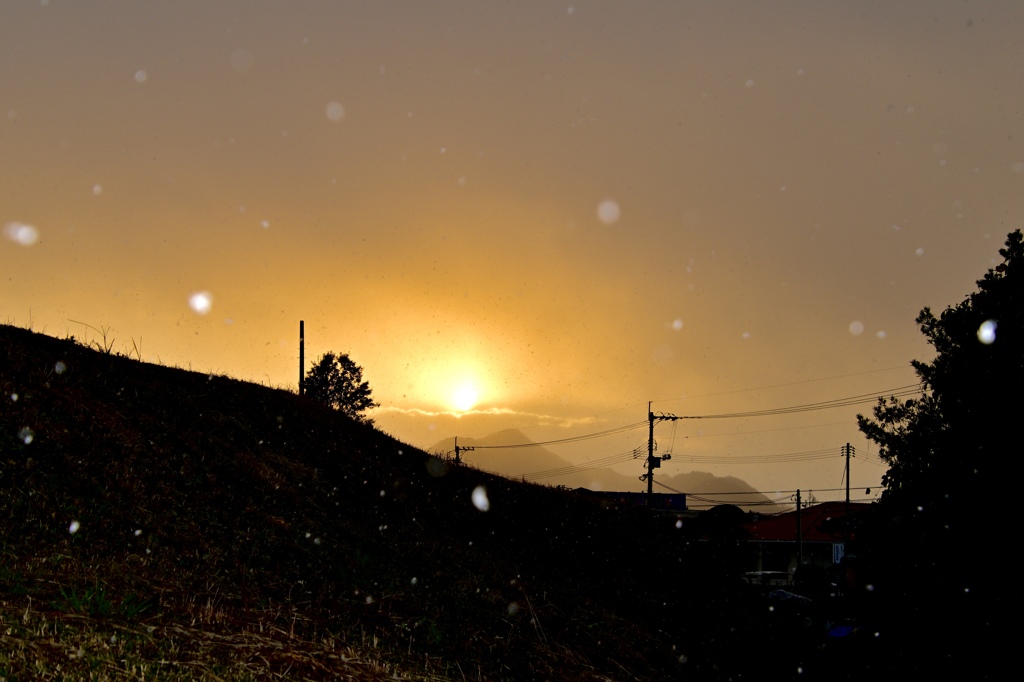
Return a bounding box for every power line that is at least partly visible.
[469,420,648,450]
[459,383,916,489]
[464,384,919,453]
[650,364,917,405]
[653,479,880,498]
[685,420,859,439]
[652,480,880,509]
[679,384,921,420]
[521,447,645,481]
[670,446,842,465]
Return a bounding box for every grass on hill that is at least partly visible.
[1,324,843,680]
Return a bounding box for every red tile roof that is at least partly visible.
[743,501,873,542]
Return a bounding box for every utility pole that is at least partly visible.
[640,402,679,507]
[842,443,855,511]
[796,489,803,568]
[299,320,305,396]
[453,436,474,465]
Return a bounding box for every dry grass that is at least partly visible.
[1,594,429,680]
[0,323,853,680]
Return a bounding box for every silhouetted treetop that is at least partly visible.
[859,230,1023,503]
[304,351,378,424]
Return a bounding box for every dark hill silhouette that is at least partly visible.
[431,431,777,510]
[2,324,913,679]
[1,324,799,680]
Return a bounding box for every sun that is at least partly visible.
[451,383,480,412]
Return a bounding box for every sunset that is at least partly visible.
[1,1,1017,677]
[4,0,1024,501]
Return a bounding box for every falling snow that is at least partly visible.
[188,291,214,315]
[325,101,345,122]
[472,485,490,511]
[978,320,997,344]
[596,200,620,225]
[4,221,39,246]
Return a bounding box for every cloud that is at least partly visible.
[374,404,603,429]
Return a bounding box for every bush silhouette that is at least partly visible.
[304,351,378,423]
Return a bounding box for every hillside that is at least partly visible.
[1,324,854,680]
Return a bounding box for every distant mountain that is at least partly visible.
[430,430,778,510]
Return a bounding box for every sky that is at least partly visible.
[4,1,1023,505]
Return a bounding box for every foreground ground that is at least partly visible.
[0,324,975,680]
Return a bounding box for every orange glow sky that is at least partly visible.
[4,1,1023,502]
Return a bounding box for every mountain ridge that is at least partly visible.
[430,430,778,509]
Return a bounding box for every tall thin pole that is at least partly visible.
[299,320,305,396]
[646,403,655,502]
[844,443,851,511]
[796,489,803,568]
[643,402,678,507]
[452,436,472,465]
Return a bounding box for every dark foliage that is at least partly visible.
[856,230,1022,676]
[859,230,1024,503]
[304,351,378,423]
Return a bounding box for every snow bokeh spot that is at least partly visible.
[977,319,997,345]
[472,485,490,512]
[188,291,214,315]
[4,222,39,246]
[596,200,620,225]
[325,101,345,122]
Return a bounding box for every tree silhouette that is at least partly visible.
[856,230,1022,675]
[859,229,1022,508]
[304,351,378,424]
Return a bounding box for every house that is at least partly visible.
[742,501,872,587]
